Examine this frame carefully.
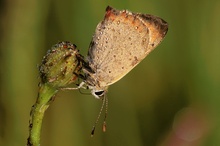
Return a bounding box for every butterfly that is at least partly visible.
[82,6,168,98]
[67,6,168,136]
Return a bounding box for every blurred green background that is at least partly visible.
[0,0,220,145]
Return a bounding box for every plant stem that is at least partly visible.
[27,83,58,146]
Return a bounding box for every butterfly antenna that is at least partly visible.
[91,94,106,137]
[102,94,108,132]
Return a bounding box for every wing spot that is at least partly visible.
[131,56,138,66]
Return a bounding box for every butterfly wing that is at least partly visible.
[86,6,168,88]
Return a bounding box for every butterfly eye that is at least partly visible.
[95,90,105,97]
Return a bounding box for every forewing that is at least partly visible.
[87,6,168,87]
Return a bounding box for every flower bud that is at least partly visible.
[39,41,84,88]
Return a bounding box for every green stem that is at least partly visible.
[27,83,58,146]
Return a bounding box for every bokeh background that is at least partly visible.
[1,0,220,145]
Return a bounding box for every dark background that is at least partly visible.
[0,0,219,145]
